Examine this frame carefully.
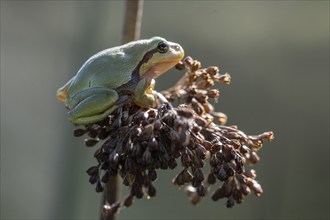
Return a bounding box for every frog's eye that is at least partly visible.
[157,41,169,54]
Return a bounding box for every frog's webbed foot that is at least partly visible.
[133,79,158,108]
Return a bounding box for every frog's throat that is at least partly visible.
[142,60,180,79]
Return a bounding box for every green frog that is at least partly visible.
[56,37,184,125]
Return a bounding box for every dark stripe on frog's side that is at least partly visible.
[115,47,158,96]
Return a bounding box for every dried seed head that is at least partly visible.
[72,56,273,211]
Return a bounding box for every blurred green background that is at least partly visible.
[1,1,329,219]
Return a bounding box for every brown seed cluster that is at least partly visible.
[73,56,274,214]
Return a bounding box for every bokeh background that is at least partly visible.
[1,1,329,219]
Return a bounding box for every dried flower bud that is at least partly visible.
[175,61,186,70]
[85,139,99,147]
[184,56,194,66]
[131,184,144,199]
[147,184,157,197]
[142,149,152,164]
[206,66,219,76]
[86,166,99,176]
[142,124,154,138]
[202,102,214,113]
[191,99,205,115]
[249,179,263,196]
[194,169,204,183]
[194,93,209,104]
[177,108,194,118]
[95,181,104,192]
[244,169,257,179]
[89,175,98,184]
[123,195,134,207]
[73,55,273,211]
[246,152,260,164]
[256,131,275,141]
[197,80,215,89]
[217,167,228,181]
[240,183,251,196]
[214,73,231,84]
[191,61,201,72]
[195,116,208,127]
[212,112,227,125]
[207,173,216,185]
[211,187,225,201]
[148,137,158,150]
[226,196,235,208]
[197,184,206,197]
[74,128,87,137]
[207,89,220,99]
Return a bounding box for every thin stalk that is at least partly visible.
[101,1,144,220]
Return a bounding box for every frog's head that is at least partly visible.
[138,36,185,79]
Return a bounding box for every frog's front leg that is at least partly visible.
[66,87,119,125]
[134,79,157,108]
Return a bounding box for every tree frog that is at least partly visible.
[56,37,184,125]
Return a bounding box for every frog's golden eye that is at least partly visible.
[157,41,169,54]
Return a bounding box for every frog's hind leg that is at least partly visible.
[67,88,119,125]
[56,77,75,102]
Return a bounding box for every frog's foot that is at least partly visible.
[133,79,157,108]
[67,89,119,125]
[134,91,157,108]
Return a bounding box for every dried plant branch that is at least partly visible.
[75,56,274,216]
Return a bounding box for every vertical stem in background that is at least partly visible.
[122,0,144,44]
[101,1,144,220]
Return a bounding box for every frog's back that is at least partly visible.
[65,37,165,98]
[67,48,135,95]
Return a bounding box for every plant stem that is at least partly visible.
[101,1,144,220]
[122,0,144,44]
